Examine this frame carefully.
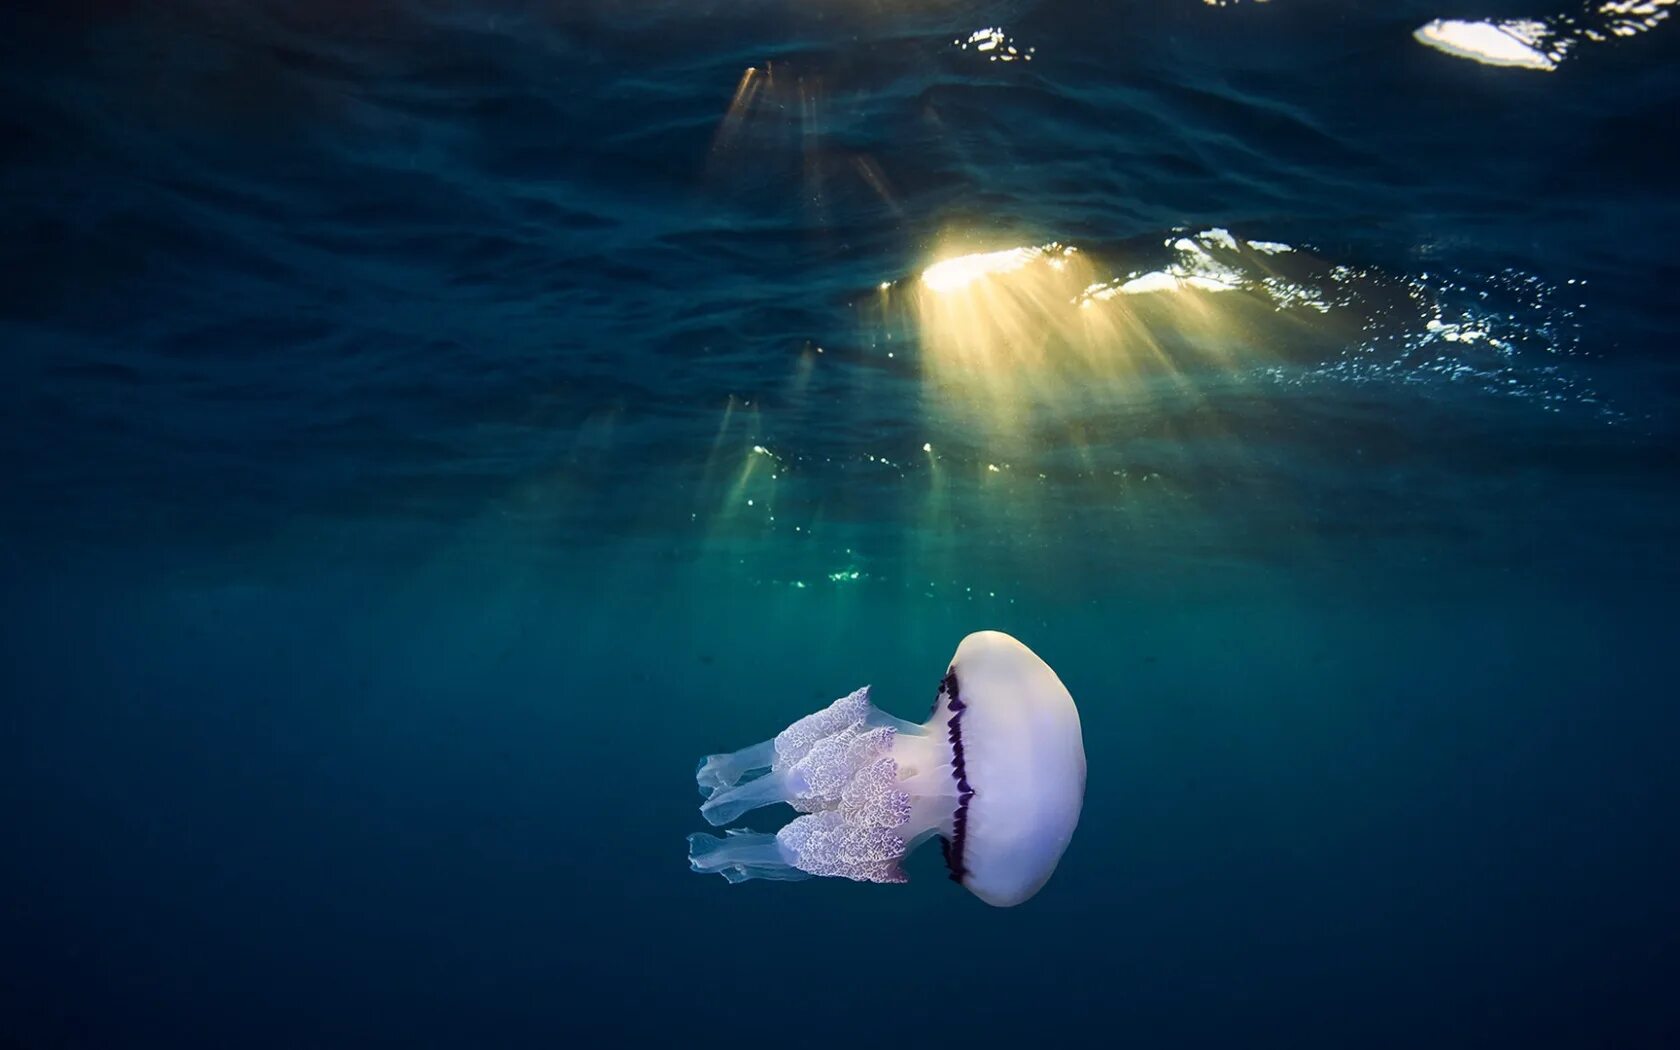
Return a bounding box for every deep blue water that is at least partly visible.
[3,1,1678,1047]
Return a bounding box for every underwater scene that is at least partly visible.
[2,1,1677,1047]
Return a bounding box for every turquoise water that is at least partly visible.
[2,1,1678,1046]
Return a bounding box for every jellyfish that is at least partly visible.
[687,630,1086,907]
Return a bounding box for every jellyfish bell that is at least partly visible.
[687,630,1085,907]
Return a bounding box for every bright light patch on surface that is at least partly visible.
[922,245,1055,292]
[1599,0,1674,34]
[955,27,1036,62]
[1076,230,1324,307]
[1120,271,1211,295]
[1142,273,1236,294]
[1414,19,1563,70]
[1414,1,1670,70]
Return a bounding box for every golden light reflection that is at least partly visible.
[710,65,767,157]
[896,230,1340,448]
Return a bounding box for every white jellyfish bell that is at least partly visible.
[688,630,1086,907]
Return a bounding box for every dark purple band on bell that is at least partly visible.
[939,667,974,883]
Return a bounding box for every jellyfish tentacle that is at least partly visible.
[699,767,799,826]
[695,738,776,799]
[686,831,810,884]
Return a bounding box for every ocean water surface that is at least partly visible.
[2,1,1677,1047]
